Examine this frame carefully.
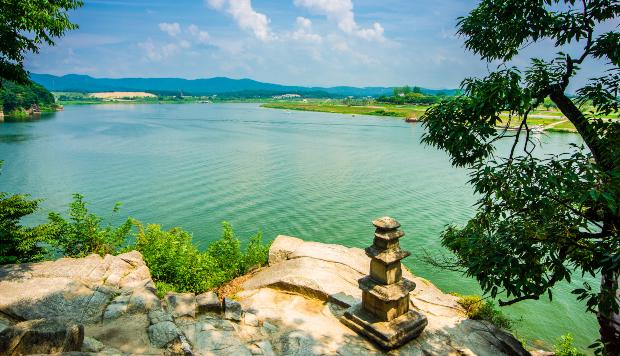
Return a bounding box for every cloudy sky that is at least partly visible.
[25,0,610,89]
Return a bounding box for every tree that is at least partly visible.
[0,0,83,85]
[421,1,619,354]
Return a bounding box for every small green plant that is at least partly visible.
[554,334,585,356]
[454,294,513,330]
[45,194,133,257]
[154,281,177,299]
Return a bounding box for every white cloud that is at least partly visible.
[139,39,180,61]
[158,22,181,37]
[356,22,384,41]
[291,17,322,43]
[206,0,273,41]
[206,0,226,9]
[293,0,385,41]
[188,24,211,44]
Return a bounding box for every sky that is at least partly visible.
[24,0,613,89]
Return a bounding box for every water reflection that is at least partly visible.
[0,134,35,143]
[0,112,57,124]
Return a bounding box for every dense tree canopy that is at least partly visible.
[0,80,56,113]
[421,0,619,353]
[0,0,83,85]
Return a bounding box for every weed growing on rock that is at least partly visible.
[453,294,513,330]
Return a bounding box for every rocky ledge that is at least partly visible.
[0,236,528,355]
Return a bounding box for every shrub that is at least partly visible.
[134,223,221,293]
[45,194,133,257]
[0,192,47,264]
[0,161,48,264]
[554,334,585,356]
[454,294,513,330]
[133,221,270,294]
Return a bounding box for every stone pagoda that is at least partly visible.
[341,217,427,349]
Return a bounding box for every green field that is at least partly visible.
[261,101,427,119]
[261,101,584,132]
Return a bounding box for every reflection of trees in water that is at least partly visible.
[0,134,35,143]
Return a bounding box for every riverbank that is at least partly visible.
[261,102,585,133]
[0,236,530,355]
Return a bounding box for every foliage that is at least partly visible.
[377,86,440,105]
[133,221,270,294]
[0,80,56,113]
[454,294,513,330]
[154,281,178,299]
[554,334,586,356]
[421,0,620,353]
[45,194,133,257]
[0,0,83,85]
[0,161,47,264]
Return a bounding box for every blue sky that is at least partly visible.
[25,0,611,89]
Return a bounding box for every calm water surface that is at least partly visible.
[0,103,597,350]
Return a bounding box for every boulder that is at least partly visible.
[253,340,275,356]
[194,319,251,355]
[166,292,196,318]
[148,321,180,348]
[243,312,260,327]
[196,291,221,313]
[0,319,84,355]
[149,309,173,325]
[0,252,161,353]
[224,298,243,322]
[82,336,105,352]
[117,251,146,267]
[103,294,130,320]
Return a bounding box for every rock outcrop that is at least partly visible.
[0,237,529,355]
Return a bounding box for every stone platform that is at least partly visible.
[0,236,531,355]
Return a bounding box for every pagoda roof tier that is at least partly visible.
[374,229,405,241]
[372,217,401,230]
[358,276,416,301]
[365,245,411,264]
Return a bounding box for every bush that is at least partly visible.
[454,294,513,330]
[0,192,47,264]
[134,223,220,293]
[45,194,133,257]
[0,161,48,264]
[134,221,270,294]
[554,334,585,356]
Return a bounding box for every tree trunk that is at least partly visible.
[550,90,620,354]
[549,91,612,171]
[599,270,620,355]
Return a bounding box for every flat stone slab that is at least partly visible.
[341,304,428,350]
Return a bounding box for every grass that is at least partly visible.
[261,101,426,118]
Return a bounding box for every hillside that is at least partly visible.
[0,80,57,115]
[30,73,459,98]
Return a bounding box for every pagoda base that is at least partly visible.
[340,303,427,350]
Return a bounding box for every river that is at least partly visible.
[0,103,597,351]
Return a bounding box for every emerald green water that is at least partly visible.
[0,103,597,350]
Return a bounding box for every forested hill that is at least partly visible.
[0,81,56,114]
[30,73,459,97]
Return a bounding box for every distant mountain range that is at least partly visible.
[30,73,459,98]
